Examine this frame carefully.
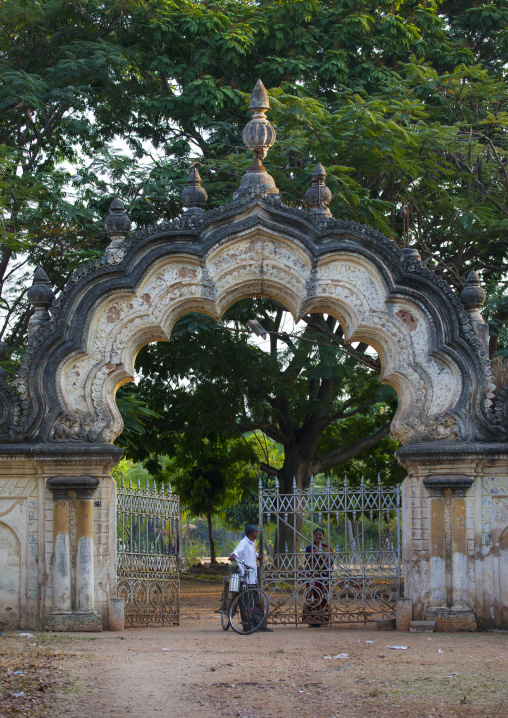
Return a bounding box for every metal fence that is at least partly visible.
[259,476,401,625]
[117,479,180,626]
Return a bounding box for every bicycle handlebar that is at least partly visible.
[232,558,255,572]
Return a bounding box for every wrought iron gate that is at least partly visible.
[259,476,401,625]
[117,479,180,626]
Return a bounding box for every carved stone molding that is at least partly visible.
[46,476,100,500]
[0,195,498,448]
[423,475,475,497]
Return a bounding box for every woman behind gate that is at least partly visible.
[302,527,334,627]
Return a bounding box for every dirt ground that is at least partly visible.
[1,581,507,718]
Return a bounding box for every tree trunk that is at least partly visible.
[206,505,217,564]
[273,444,317,563]
[278,442,317,493]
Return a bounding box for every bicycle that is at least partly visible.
[219,559,270,635]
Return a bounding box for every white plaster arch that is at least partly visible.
[53,231,464,445]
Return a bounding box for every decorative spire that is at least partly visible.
[460,270,488,350]
[104,198,131,262]
[460,271,486,319]
[27,266,55,331]
[304,163,332,216]
[233,80,279,201]
[105,198,131,240]
[242,79,276,166]
[181,167,208,215]
[401,246,421,261]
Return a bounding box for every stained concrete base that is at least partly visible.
[45,611,102,632]
[410,620,436,632]
[424,609,477,632]
[109,598,125,631]
[396,598,413,631]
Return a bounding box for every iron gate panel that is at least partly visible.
[259,477,401,625]
[116,480,180,626]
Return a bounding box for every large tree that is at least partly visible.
[1,1,506,498]
[120,301,404,493]
[1,0,507,353]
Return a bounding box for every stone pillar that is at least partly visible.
[76,479,99,611]
[426,486,447,608]
[397,444,480,632]
[451,487,469,608]
[45,475,101,631]
[422,476,474,626]
[47,478,72,612]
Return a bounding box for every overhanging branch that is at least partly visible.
[311,422,392,475]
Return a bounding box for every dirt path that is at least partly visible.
[2,582,508,718]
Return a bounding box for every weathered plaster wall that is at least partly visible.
[0,469,39,629]
[0,522,21,629]
[399,444,508,630]
[0,449,119,630]
[480,476,508,628]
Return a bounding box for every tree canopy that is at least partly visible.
[1,0,507,352]
[1,0,507,510]
[120,300,405,492]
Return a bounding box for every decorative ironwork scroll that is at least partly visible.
[259,476,401,626]
[117,479,180,626]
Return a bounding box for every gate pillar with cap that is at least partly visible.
[398,443,508,630]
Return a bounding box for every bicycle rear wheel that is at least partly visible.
[229,588,269,635]
[221,582,231,631]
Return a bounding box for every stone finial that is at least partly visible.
[105,198,131,241]
[242,79,276,164]
[181,167,208,215]
[249,79,270,111]
[401,247,422,261]
[304,163,333,216]
[460,271,486,320]
[27,266,55,328]
[104,198,131,263]
[460,270,488,350]
[233,80,279,201]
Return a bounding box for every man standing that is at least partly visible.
[229,524,273,633]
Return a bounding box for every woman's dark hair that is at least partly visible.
[313,527,324,535]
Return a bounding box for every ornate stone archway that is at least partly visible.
[0,81,506,631]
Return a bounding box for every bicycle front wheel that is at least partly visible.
[220,582,231,631]
[229,588,269,635]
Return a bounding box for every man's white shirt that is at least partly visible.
[232,536,258,584]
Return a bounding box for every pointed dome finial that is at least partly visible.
[460,270,486,315]
[104,198,131,261]
[27,265,55,332]
[105,198,131,239]
[313,162,326,178]
[304,163,333,217]
[181,166,208,215]
[249,79,270,111]
[242,79,276,165]
[460,270,488,350]
[233,80,279,201]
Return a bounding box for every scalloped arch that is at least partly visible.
[55,232,464,444]
[6,198,501,445]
